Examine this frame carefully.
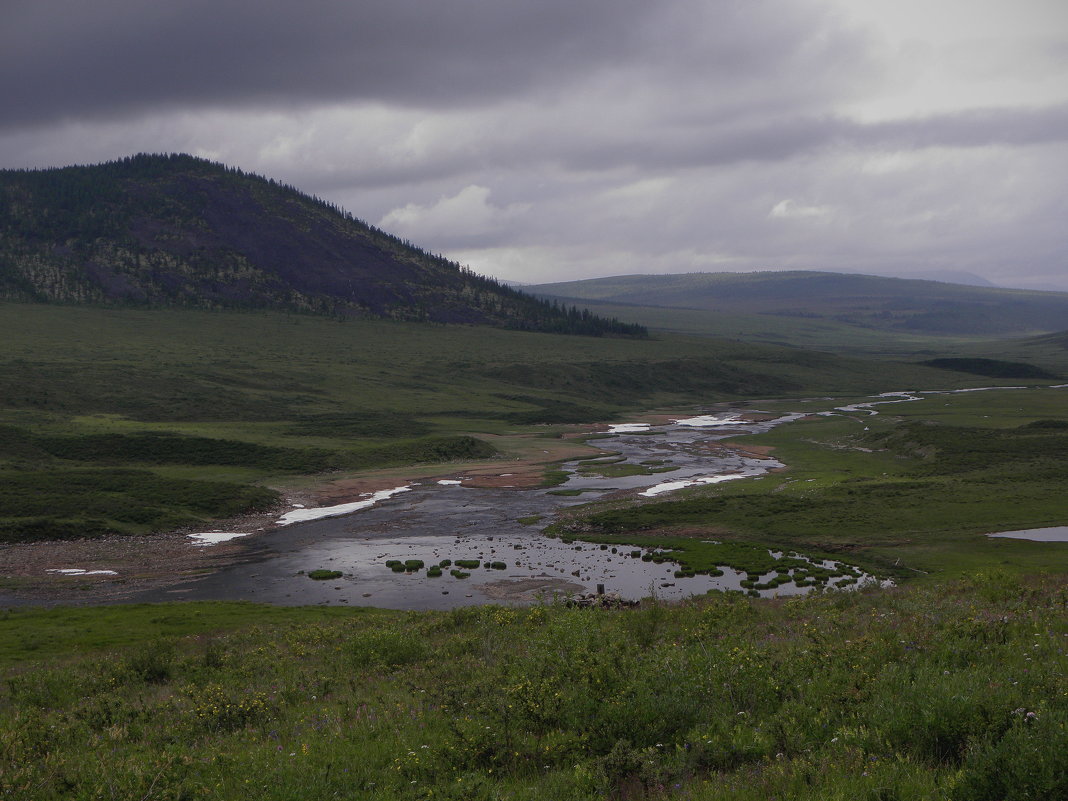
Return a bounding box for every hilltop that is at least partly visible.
[527,271,1068,338]
[0,154,643,336]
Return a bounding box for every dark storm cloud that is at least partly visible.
[1,0,656,129]
[3,0,1065,290]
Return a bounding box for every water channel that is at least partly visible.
[133,409,874,609]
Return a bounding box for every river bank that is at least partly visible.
[0,409,791,606]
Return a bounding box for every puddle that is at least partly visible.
[988,526,1068,542]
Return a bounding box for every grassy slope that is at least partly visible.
[527,271,1068,332]
[534,297,1008,355]
[527,272,1068,357]
[0,301,969,541]
[2,576,1066,800]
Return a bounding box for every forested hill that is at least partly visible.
[0,154,644,337]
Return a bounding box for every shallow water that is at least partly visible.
[987,526,1068,542]
[136,410,828,608]
[52,384,1063,609]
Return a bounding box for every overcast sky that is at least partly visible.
[3,0,1067,290]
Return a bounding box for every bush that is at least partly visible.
[348,627,429,669]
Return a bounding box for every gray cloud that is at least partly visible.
[1,0,668,129]
[1,0,1066,291]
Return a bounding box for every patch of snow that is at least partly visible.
[276,486,412,525]
[988,526,1068,542]
[437,479,463,486]
[188,531,251,546]
[46,568,118,576]
[672,414,743,427]
[607,423,651,433]
[640,473,747,497]
[950,386,1026,393]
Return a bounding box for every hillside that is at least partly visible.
[0,154,643,336]
[527,271,1068,337]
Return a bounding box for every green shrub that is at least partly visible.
[308,569,342,580]
[348,628,429,669]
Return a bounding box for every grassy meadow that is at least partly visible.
[0,301,978,542]
[2,575,1067,800]
[3,300,1068,799]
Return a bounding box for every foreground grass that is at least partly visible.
[2,575,1067,800]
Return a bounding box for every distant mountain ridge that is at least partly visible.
[0,154,644,337]
[527,271,1068,336]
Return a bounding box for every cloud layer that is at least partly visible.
[3,0,1067,289]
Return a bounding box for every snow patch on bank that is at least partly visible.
[188,531,251,546]
[276,486,412,525]
[672,414,743,427]
[640,473,747,497]
[607,423,652,433]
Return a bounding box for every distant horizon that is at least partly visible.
[7,149,1067,296]
[521,267,1068,295]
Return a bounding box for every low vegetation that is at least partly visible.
[0,301,980,543]
[307,570,343,581]
[2,575,1066,800]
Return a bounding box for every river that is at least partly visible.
[132,409,872,609]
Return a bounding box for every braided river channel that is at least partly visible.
[134,406,885,610]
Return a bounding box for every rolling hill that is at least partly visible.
[0,154,643,336]
[527,271,1068,337]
